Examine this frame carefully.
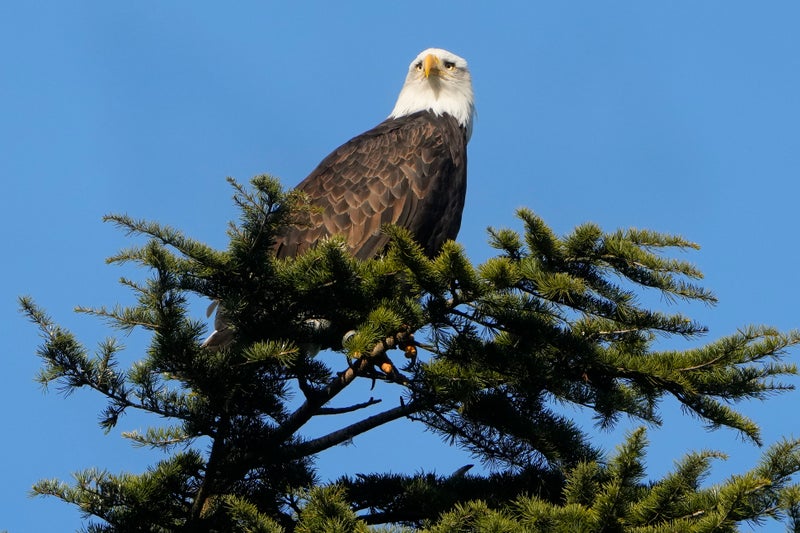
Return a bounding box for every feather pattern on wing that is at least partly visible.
[273,110,468,260]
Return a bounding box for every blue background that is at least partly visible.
[3,2,799,531]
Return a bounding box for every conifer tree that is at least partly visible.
[20,175,800,531]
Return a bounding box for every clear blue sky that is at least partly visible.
[3,2,800,531]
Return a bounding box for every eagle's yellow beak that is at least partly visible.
[423,53,441,78]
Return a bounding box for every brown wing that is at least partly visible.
[273,111,468,260]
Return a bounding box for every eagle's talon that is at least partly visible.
[404,344,417,359]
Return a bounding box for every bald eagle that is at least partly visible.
[204,48,475,347]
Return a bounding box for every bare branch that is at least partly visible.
[272,334,401,444]
[289,400,422,458]
[317,397,382,415]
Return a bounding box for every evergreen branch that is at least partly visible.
[487,226,525,259]
[75,304,159,331]
[219,495,285,532]
[23,173,800,530]
[32,468,118,525]
[627,449,726,526]
[32,452,204,528]
[412,407,536,470]
[294,486,370,532]
[343,466,563,527]
[448,303,555,335]
[226,175,303,262]
[591,428,648,525]
[122,426,194,450]
[20,297,187,426]
[517,208,563,263]
[103,214,226,270]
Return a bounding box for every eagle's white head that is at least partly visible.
[389,48,476,141]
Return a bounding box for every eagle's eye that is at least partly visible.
[444,61,456,70]
[414,61,423,71]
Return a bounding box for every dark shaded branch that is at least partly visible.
[296,375,317,401]
[317,397,382,415]
[289,400,422,459]
[360,509,426,526]
[189,415,230,524]
[410,407,528,469]
[274,357,372,444]
[272,335,402,445]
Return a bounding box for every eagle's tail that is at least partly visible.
[201,300,235,349]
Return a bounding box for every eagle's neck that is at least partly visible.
[389,80,475,141]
